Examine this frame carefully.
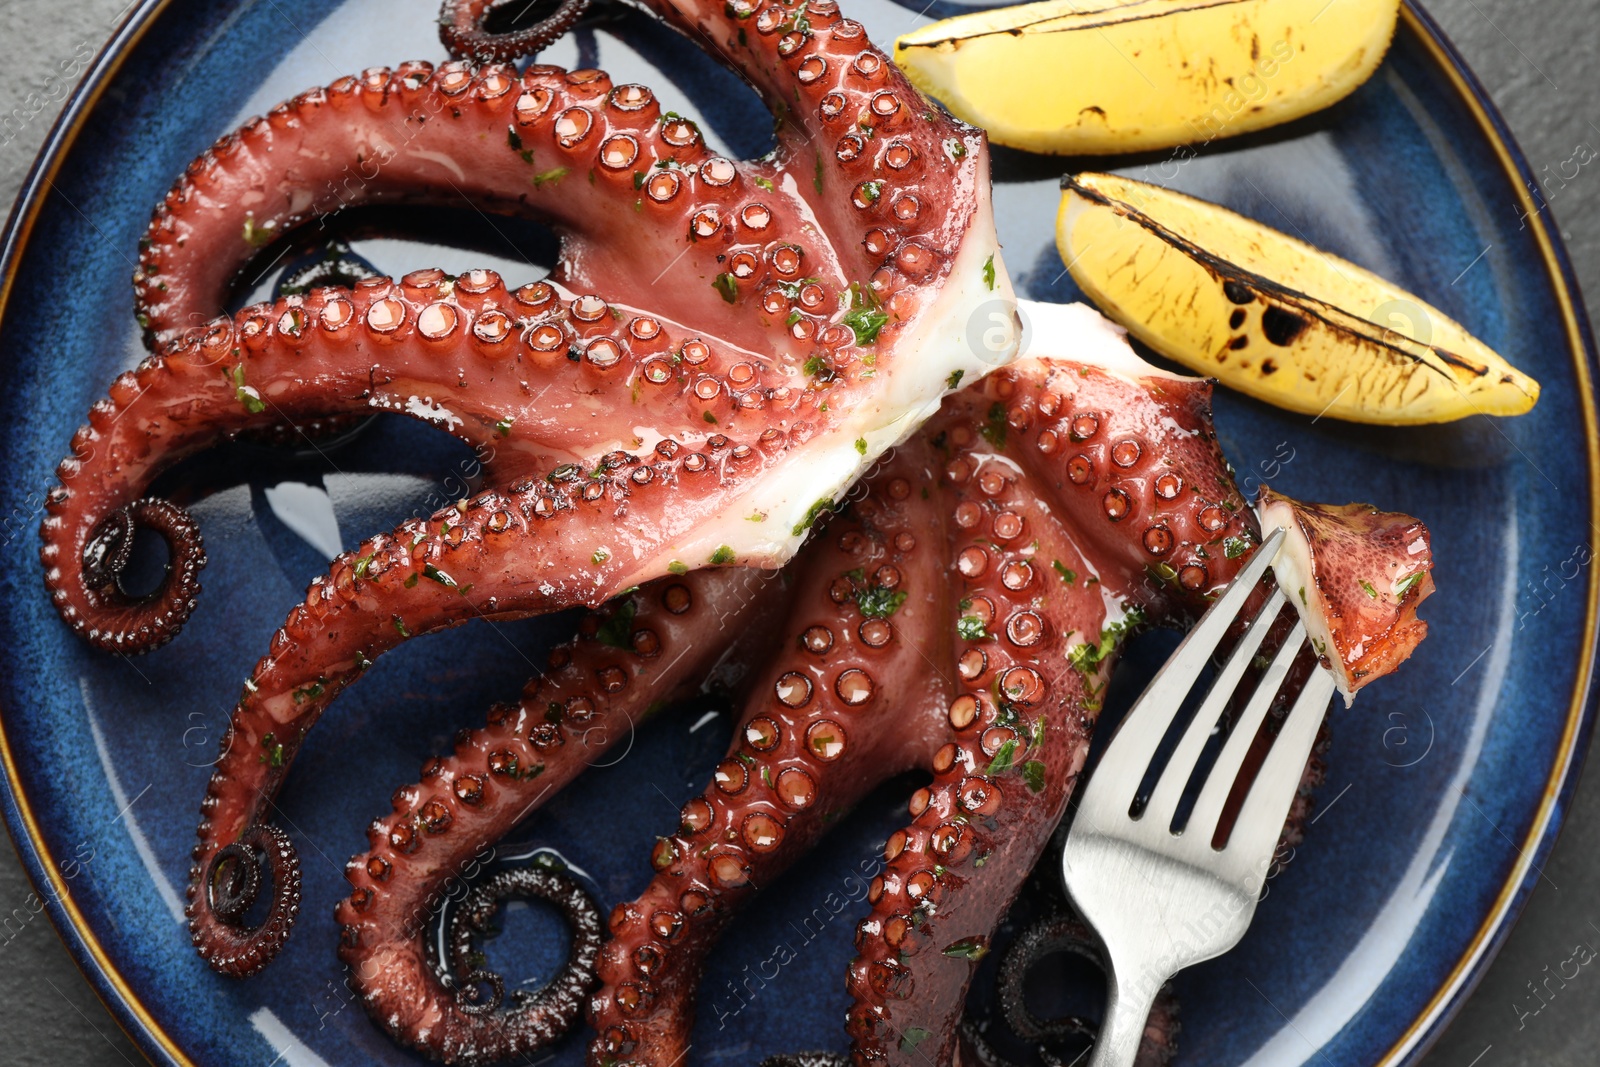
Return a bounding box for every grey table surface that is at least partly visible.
[0,0,1596,1063]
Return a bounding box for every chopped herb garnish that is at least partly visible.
[1052,560,1077,585]
[842,282,889,346]
[946,369,964,390]
[942,937,989,961]
[1360,579,1379,599]
[242,217,274,247]
[855,437,868,455]
[813,151,824,193]
[712,272,739,303]
[228,365,266,414]
[900,1028,931,1053]
[667,560,689,575]
[1022,759,1047,793]
[291,680,325,704]
[709,545,736,565]
[1394,570,1426,597]
[354,554,374,579]
[423,564,457,588]
[495,415,514,438]
[754,175,775,191]
[1067,607,1147,699]
[792,496,835,537]
[957,615,989,641]
[857,585,908,619]
[506,128,534,163]
[392,615,411,638]
[982,254,995,291]
[803,354,835,381]
[1223,536,1250,559]
[1298,586,1307,606]
[592,547,611,565]
[980,401,1007,447]
[595,596,637,649]
[986,738,1018,775]
[943,138,967,161]
[259,732,286,768]
[530,166,568,186]
[703,411,718,424]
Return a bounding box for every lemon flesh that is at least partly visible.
[1057,172,1540,424]
[896,0,1400,155]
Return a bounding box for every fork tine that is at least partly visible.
[1141,586,1288,829]
[1185,619,1306,842]
[1083,527,1287,807]
[1224,666,1337,874]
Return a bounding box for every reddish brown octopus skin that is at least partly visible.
[336,352,1431,1064]
[839,362,1260,1066]
[55,0,1000,653]
[589,440,956,1065]
[583,357,1263,1066]
[329,566,778,1059]
[1257,486,1434,698]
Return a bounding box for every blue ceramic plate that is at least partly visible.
[1,1,1594,1064]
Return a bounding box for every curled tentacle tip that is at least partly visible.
[455,969,507,1017]
[72,497,206,655]
[438,0,593,64]
[191,824,301,978]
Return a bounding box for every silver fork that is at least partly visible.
[1062,527,1337,1067]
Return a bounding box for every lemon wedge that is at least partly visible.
[1057,172,1539,424]
[896,0,1400,155]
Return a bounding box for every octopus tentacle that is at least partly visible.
[332,567,775,1058]
[841,352,1273,1063]
[133,22,989,353]
[844,447,1111,1065]
[189,823,301,977]
[52,496,206,654]
[984,328,1260,615]
[439,0,593,64]
[189,446,795,971]
[589,443,953,1065]
[76,7,1003,653]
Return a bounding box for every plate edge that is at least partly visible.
[0,3,1593,1067]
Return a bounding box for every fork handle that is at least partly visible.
[1089,970,1162,1067]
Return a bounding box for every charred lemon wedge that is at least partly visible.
[895,0,1400,155]
[1057,172,1540,424]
